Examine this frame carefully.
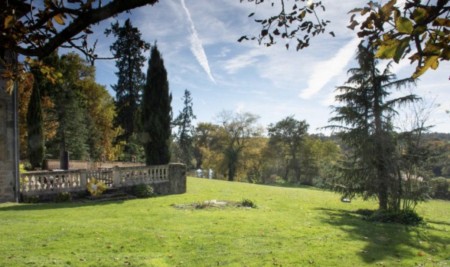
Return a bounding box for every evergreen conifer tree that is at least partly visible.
[173,89,196,167]
[107,19,149,158]
[329,43,418,211]
[27,68,45,169]
[141,44,172,165]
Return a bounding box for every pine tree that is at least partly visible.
[107,19,149,157]
[141,44,172,165]
[173,89,196,167]
[27,68,45,169]
[329,43,418,211]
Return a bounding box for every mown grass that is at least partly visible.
[0,177,449,266]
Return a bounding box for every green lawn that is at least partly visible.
[0,177,449,267]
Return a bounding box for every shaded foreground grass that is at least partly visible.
[0,177,449,266]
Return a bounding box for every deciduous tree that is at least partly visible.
[348,0,449,78]
[241,0,448,78]
[268,116,309,183]
[1,0,159,93]
[217,111,262,181]
[79,79,119,161]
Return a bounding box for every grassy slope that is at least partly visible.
[0,177,448,267]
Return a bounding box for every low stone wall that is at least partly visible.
[43,159,145,170]
[19,163,186,201]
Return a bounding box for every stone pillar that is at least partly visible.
[0,50,18,202]
[168,163,186,194]
[79,169,88,189]
[112,166,121,188]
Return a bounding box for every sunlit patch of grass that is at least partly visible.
[0,177,448,266]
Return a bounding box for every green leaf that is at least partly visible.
[411,7,427,24]
[393,37,410,63]
[396,17,413,34]
[375,39,400,59]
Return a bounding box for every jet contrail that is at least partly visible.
[180,0,216,83]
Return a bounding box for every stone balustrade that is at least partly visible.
[19,163,186,200]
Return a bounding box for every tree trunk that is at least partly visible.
[373,72,390,211]
[283,159,290,182]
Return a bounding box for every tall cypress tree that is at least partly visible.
[107,19,149,155]
[141,44,172,165]
[27,68,44,169]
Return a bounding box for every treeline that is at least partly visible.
[177,112,341,186]
[19,19,173,169]
[19,53,120,164]
[172,112,450,188]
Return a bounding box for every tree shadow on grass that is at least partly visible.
[0,198,128,211]
[317,208,450,264]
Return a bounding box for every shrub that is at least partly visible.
[240,199,257,208]
[86,178,107,197]
[429,177,449,200]
[19,163,27,174]
[131,184,155,198]
[55,192,72,202]
[22,195,40,203]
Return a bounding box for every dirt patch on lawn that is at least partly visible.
[171,199,257,210]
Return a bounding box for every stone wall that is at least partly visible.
[169,163,187,194]
[0,50,18,202]
[19,163,186,201]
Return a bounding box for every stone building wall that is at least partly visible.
[0,68,17,202]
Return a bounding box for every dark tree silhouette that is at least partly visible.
[26,68,44,169]
[141,44,172,165]
[107,19,149,153]
[173,89,196,167]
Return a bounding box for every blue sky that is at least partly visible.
[86,0,450,134]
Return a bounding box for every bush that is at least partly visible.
[239,199,257,208]
[357,209,424,226]
[429,177,449,200]
[131,184,155,198]
[86,178,107,197]
[19,163,27,174]
[54,192,72,202]
[21,195,40,203]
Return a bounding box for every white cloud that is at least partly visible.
[299,37,360,99]
[180,0,215,83]
[224,50,263,74]
[89,0,450,133]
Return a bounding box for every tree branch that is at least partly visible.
[13,0,159,58]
